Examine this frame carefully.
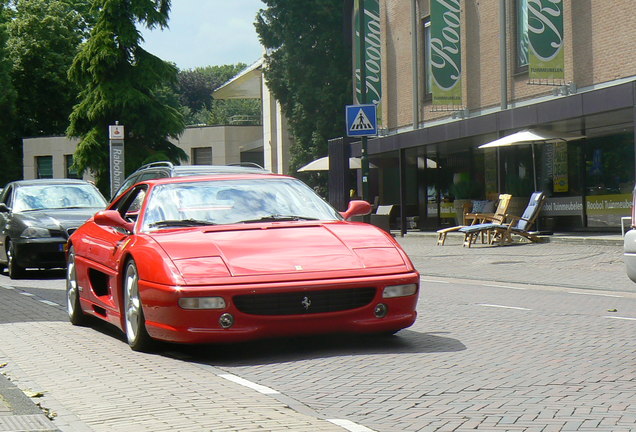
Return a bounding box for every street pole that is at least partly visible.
[358,0,370,206]
[108,122,125,199]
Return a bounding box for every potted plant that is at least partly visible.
[450,175,483,224]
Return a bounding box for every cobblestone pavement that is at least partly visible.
[0,232,635,431]
[400,232,634,292]
[0,286,347,431]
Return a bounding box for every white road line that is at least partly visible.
[478,303,532,311]
[568,291,623,298]
[0,284,14,290]
[604,316,636,321]
[327,419,376,432]
[218,373,279,394]
[483,284,527,290]
[19,292,34,296]
[420,278,449,283]
[39,300,60,307]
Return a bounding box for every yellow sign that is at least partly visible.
[553,142,568,192]
[585,194,632,215]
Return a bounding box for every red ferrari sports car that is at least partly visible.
[66,173,419,350]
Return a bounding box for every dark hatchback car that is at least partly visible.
[112,161,269,199]
[0,179,107,278]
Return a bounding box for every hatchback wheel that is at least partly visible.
[7,240,25,279]
[124,259,153,351]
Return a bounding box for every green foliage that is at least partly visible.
[450,179,483,199]
[178,64,246,112]
[7,0,92,137]
[0,1,19,185]
[67,0,186,194]
[255,0,352,179]
[208,99,261,126]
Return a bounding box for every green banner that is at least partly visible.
[528,0,564,83]
[353,0,382,113]
[430,0,462,107]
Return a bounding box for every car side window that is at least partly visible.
[2,185,13,207]
[113,185,147,222]
[139,170,167,181]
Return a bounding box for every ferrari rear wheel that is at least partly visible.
[7,240,25,280]
[124,259,153,351]
[66,247,86,326]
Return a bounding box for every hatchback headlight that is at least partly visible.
[20,226,51,238]
[382,284,417,298]
[179,297,226,310]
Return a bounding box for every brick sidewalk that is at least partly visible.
[1,232,633,431]
[0,286,347,432]
[396,231,635,293]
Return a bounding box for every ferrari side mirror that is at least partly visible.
[94,210,134,233]
[340,200,372,220]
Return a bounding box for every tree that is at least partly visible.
[255,0,352,175]
[7,0,91,137]
[208,98,261,126]
[67,0,186,193]
[177,64,248,126]
[0,1,18,185]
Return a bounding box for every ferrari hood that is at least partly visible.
[151,223,409,279]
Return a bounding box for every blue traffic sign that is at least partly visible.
[346,104,377,137]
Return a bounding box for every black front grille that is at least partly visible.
[233,287,376,316]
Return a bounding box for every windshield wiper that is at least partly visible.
[149,219,215,228]
[237,215,319,224]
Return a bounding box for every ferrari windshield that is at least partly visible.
[142,178,342,230]
[13,184,107,212]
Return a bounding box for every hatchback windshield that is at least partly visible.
[14,184,107,212]
[142,178,342,230]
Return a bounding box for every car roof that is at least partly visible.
[144,172,289,186]
[9,179,95,187]
[133,161,270,176]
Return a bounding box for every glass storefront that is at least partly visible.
[368,130,634,232]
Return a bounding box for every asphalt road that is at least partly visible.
[0,235,635,431]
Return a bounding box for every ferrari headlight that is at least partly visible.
[20,226,51,238]
[179,297,226,310]
[382,284,417,298]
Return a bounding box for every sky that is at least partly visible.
[139,0,265,70]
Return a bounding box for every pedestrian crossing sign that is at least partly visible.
[346,104,377,137]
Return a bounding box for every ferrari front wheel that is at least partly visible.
[123,259,153,351]
[66,246,86,325]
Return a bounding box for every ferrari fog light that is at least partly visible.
[374,303,388,318]
[178,297,226,310]
[219,313,234,329]
[382,283,417,299]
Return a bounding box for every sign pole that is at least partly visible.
[109,122,125,198]
[358,0,370,206]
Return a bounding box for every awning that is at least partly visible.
[478,128,585,149]
[298,156,377,172]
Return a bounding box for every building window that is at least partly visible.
[36,156,53,179]
[515,0,529,73]
[65,154,81,179]
[423,17,432,99]
[192,147,212,165]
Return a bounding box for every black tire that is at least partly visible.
[7,240,25,279]
[66,247,86,326]
[123,259,154,351]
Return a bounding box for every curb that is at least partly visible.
[0,373,59,432]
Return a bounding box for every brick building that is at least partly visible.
[335,0,636,233]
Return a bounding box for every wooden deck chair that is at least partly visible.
[436,194,512,245]
[460,192,546,247]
